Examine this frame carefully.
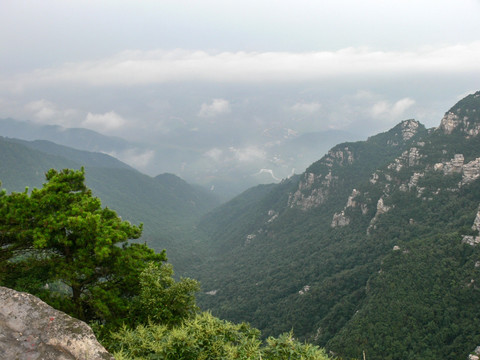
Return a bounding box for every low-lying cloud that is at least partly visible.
[83,111,127,132]
[25,99,78,125]
[371,97,416,120]
[290,101,322,114]
[198,99,231,118]
[7,43,480,88]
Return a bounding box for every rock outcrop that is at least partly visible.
[0,286,113,360]
[288,172,334,210]
[434,155,480,186]
[439,92,480,137]
[462,205,480,246]
[468,345,480,360]
[331,189,365,227]
[400,119,421,141]
[367,197,392,234]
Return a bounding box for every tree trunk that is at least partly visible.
[71,285,85,320]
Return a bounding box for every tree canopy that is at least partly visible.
[0,168,188,325]
[0,168,333,359]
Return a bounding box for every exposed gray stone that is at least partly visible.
[439,112,461,135]
[400,119,420,141]
[462,158,480,185]
[443,154,465,174]
[367,197,392,234]
[0,286,113,360]
[462,235,480,246]
[439,111,480,137]
[473,207,480,233]
[331,211,350,227]
[288,171,336,210]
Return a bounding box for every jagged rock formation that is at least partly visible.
[469,346,480,360]
[331,189,365,227]
[288,171,333,210]
[0,286,113,360]
[438,91,480,137]
[367,197,392,234]
[434,155,480,186]
[462,205,480,246]
[400,119,421,141]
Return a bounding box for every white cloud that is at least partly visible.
[392,98,416,117]
[253,169,281,181]
[198,99,231,118]
[229,146,266,163]
[26,99,57,120]
[371,97,416,119]
[82,111,127,132]
[290,101,321,114]
[204,148,223,162]
[109,148,155,170]
[7,43,480,88]
[24,99,79,126]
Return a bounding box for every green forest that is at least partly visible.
[194,92,480,359]
[0,168,331,359]
[2,91,480,359]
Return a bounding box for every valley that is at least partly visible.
[1,91,480,359]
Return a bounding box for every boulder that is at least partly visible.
[0,286,113,360]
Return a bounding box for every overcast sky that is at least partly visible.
[1,0,480,182]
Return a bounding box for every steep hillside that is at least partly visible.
[195,91,480,360]
[0,137,219,272]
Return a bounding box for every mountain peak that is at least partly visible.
[438,91,480,137]
[367,119,426,148]
[398,119,421,141]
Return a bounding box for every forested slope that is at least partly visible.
[195,91,480,360]
[0,136,219,272]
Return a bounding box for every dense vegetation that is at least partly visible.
[194,92,480,359]
[2,91,480,359]
[0,136,220,273]
[0,168,331,359]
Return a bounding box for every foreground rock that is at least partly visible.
[0,286,113,360]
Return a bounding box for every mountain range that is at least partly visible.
[0,117,355,201]
[0,135,219,273]
[194,91,480,360]
[2,91,480,359]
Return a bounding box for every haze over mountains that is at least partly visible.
[2,91,480,359]
[0,134,220,273]
[0,116,357,200]
[193,92,480,359]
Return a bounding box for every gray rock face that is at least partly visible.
[0,286,113,360]
[439,110,480,137]
[331,210,350,227]
[399,119,420,141]
[288,171,335,210]
[434,155,480,186]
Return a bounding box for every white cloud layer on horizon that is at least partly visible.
[198,99,231,118]
[5,43,480,89]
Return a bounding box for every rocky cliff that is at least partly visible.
[0,286,113,360]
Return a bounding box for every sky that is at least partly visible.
[1,0,480,192]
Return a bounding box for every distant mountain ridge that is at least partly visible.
[0,135,219,272]
[195,91,480,360]
[0,117,357,201]
[0,118,133,153]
